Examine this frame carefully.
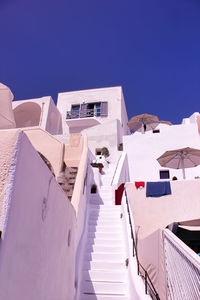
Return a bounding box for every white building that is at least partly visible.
[124,115,200,181]
[0,82,200,300]
[57,86,130,156]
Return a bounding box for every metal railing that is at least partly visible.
[66,108,101,119]
[124,189,160,300]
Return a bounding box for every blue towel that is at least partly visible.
[146,181,172,197]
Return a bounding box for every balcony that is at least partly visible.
[66,108,101,119]
[66,108,101,131]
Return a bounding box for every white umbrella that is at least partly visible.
[128,113,172,134]
[128,113,159,134]
[157,147,200,179]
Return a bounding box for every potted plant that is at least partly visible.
[101,147,110,158]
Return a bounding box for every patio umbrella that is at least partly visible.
[157,147,200,179]
[128,113,160,134]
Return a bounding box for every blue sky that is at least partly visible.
[1,0,200,124]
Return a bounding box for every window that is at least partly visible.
[66,101,108,119]
[71,105,80,118]
[87,102,101,116]
[160,170,170,179]
[153,129,160,133]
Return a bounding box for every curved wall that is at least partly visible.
[14,102,41,128]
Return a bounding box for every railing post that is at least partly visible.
[145,271,148,294]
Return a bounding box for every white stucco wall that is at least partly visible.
[121,90,130,137]
[0,83,16,129]
[56,86,125,136]
[45,98,62,135]
[13,97,62,135]
[0,132,76,300]
[81,119,120,157]
[126,179,200,300]
[124,123,200,181]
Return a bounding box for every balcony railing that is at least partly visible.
[66,108,101,119]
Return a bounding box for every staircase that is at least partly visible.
[77,163,129,300]
[57,166,78,201]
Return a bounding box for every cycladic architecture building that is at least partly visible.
[0,82,200,300]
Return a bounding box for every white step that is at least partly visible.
[98,191,113,197]
[88,219,123,226]
[89,209,121,216]
[89,217,122,224]
[83,260,126,271]
[79,294,129,300]
[87,237,123,246]
[80,281,128,295]
[88,231,123,240]
[88,225,123,233]
[89,204,120,210]
[85,252,126,262]
[82,269,127,282]
[89,214,121,221]
[86,244,125,254]
[100,186,113,192]
[90,199,114,206]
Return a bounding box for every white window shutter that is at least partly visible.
[101,102,108,117]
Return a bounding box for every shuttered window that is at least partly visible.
[80,103,87,118]
[69,101,108,118]
[100,102,108,117]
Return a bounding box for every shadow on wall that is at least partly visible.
[37,152,55,176]
[14,102,41,128]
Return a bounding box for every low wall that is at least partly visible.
[126,180,200,300]
[23,127,64,177]
[0,132,76,300]
[71,135,88,222]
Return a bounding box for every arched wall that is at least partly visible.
[14,102,41,128]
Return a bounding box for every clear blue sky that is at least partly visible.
[1,0,200,124]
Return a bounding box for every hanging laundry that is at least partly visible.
[135,181,145,189]
[115,183,125,205]
[146,181,172,197]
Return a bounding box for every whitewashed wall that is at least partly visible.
[124,123,200,181]
[12,97,62,135]
[0,132,76,300]
[57,86,126,132]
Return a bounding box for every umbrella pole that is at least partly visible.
[142,124,146,134]
[181,157,186,180]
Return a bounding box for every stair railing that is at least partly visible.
[124,188,160,300]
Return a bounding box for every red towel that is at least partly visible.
[115,183,125,205]
[135,181,145,189]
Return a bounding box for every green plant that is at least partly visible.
[101,147,110,158]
